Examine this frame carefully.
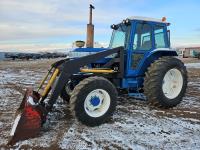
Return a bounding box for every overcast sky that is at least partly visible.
[0,0,200,52]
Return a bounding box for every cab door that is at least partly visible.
[127,21,154,77]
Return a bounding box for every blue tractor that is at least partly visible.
[9,16,187,145]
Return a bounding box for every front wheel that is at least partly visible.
[144,57,187,108]
[70,76,117,126]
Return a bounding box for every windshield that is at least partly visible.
[109,24,131,49]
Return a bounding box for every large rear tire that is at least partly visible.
[70,76,117,126]
[144,57,187,108]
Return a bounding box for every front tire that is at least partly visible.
[144,57,187,108]
[70,76,117,126]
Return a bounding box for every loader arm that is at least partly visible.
[46,46,124,110]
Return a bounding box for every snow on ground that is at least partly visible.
[185,63,200,69]
[0,60,200,149]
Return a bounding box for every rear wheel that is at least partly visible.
[70,76,117,126]
[60,81,74,102]
[144,57,187,108]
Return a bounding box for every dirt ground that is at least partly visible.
[0,58,200,149]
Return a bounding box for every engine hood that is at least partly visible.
[68,47,109,58]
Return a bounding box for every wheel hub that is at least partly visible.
[84,89,111,118]
[90,96,101,107]
[162,68,183,99]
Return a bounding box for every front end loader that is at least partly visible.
[8,47,124,145]
[8,16,187,145]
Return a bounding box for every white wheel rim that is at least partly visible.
[84,89,111,118]
[162,68,183,99]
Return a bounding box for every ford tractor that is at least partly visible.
[8,16,187,145]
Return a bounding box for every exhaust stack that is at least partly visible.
[86,4,95,48]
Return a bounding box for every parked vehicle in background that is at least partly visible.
[4,52,67,60]
[178,47,200,58]
[0,52,5,60]
[193,51,200,59]
[5,53,18,60]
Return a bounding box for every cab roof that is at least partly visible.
[128,16,169,24]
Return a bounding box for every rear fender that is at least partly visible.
[138,48,178,76]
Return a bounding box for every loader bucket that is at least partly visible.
[7,88,45,145]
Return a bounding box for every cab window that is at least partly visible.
[109,24,131,49]
[154,26,166,48]
[133,23,152,51]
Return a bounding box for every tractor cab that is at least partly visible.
[110,17,175,77]
[110,16,170,50]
